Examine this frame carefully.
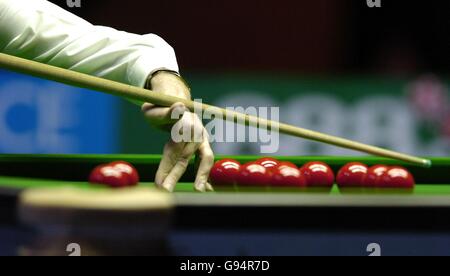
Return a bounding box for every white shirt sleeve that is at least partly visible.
[0,0,180,88]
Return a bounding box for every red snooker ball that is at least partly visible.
[270,166,306,187]
[277,162,298,170]
[89,165,104,184]
[110,161,140,186]
[209,159,241,186]
[364,165,389,187]
[380,167,415,189]
[237,162,271,187]
[336,162,368,187]
[89,165,128,188]
[255,157,280,171]
[300,161,335,187]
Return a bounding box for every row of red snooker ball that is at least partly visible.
[88,158,415,189]
[209,158,415,189]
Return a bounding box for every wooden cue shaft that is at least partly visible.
[0,53,431,167]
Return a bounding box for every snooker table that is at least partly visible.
[1,154,450,256]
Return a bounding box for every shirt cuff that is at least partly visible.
[127,48,180,88]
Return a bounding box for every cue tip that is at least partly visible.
[423,159,432,168]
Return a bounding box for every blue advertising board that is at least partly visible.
[0,69,119,154]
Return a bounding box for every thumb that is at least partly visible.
[142,102,188,125]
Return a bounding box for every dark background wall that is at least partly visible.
[50,0,449,76]
[1,0,448,155]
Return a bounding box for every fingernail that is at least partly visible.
[206,184,215,192]
[195,183,206,193]
[162,184,173,193]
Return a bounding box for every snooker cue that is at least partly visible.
[0,53,432,168]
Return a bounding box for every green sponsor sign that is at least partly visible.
[120,73,450,157]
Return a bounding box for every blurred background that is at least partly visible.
[0,0,449,156]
